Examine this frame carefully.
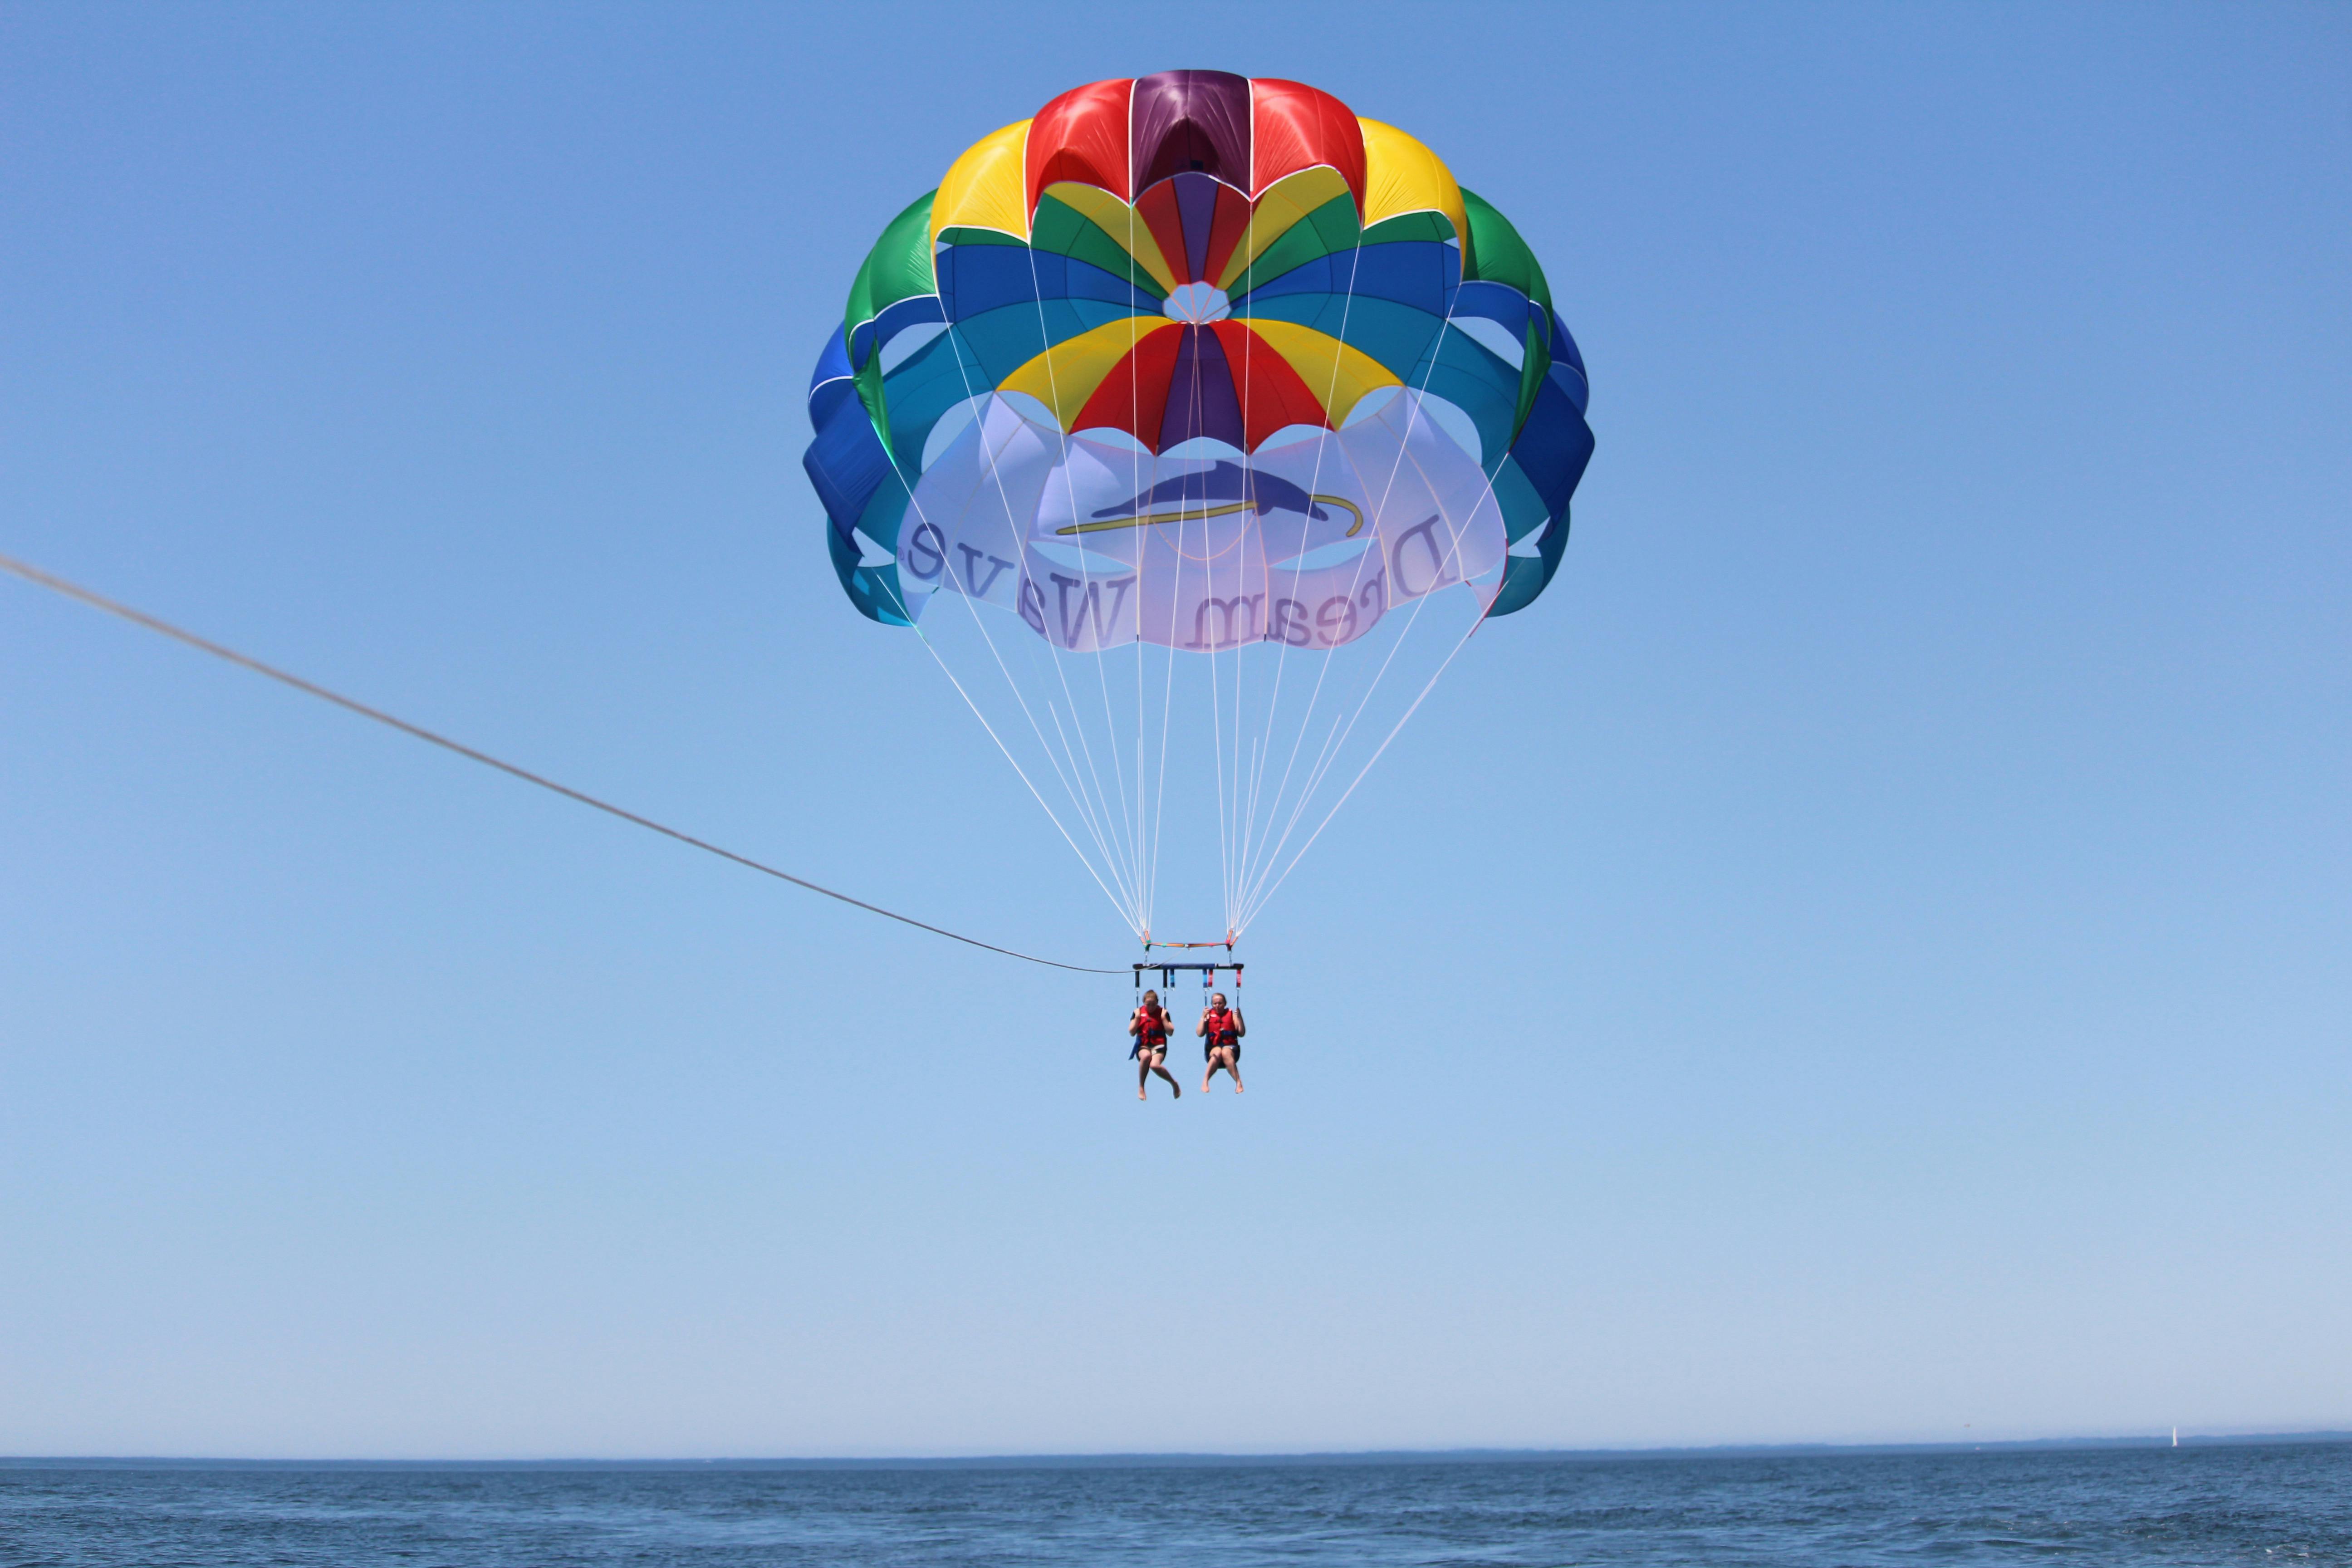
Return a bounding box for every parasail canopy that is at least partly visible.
[805,72,1594,943]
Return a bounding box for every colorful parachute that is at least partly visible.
[805,73,1593,941]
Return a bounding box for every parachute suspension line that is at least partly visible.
[1024,242,1142,906]
[1147,564,1180,939]
[1209,299,1249,937]
[1227,220,1372,909]
[1191,337,1236,938]
[1220,278,1256,937]
[1226,209,1265,916]
[1246,706,1350,914]
[1121,263,1168,932]
[823,507,1140,934]
[1239,381,1518,932]
[1127,193,1157,940]
[877,567,1141,933]
[1225,482,1252,937]
[1018,643,1132,920]
[1134,634,1146,932]
[1236,364,1522,932]
[1231,249,1492,931]
[932,324,1147,929]
[1134,586,1149,932]
[1010,627,1142,928]
[1238,735,1259,936]
[0,551,1129,974]
[1230,605,1250,937]
[1235,446,1489,935]
[936,519,1138,925]
[1003,561,1142,924]
[1148,265,1227,933]
[1223,227,1260,940]
[1238,602,1488,935]
[920,345,1124,916]
[1039,695,1124,911]
[877,396,1140,929]
[1223,241,1383,912]
[969,378,1144,934]
[1119,191,1184,943]
[889,449,1144,932]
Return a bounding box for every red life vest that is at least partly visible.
[1135,1006,1168,1049]
[1203,1007,1240,1049]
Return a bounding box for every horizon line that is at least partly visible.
[7,1430,2349,1470]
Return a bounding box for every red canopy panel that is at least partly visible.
[1250,79,1366,210]
[1019,75,1367,223]
[1201,181,1257,284]
[1133,178,1194,284]
[1209,323,1333,451]
[1026,78,1133,211]
[1071,323,1184,445]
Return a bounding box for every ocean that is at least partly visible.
[2,1442,2346,1566]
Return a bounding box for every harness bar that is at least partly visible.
[1133,961,1244,989]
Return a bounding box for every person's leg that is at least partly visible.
[1225,1046,1243,1093]
[1152,1050,1181,1097]
[1138,1052,1151,1099]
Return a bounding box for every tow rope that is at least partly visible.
[1,550,1126,975]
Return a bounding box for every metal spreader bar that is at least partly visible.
[1133,960,1244,993]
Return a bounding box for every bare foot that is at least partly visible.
[1235,1083,1245,1093]
[1137,1088,1147,1100]
[1172,1083,1181,1098]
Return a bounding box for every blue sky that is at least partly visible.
[2,2,2346,1457]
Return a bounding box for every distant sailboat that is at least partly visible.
[2172,1426,2180,1448]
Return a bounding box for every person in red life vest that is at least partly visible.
[1129,989,1180,1100]
[1198,991,1245,1093]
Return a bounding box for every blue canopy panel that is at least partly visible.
[1489,456,1552,544]
[1235,293,1450,392]
[937,244,1160,323]
[808,324,858,428]
[1547,313,1589,416]
[849,293,946,376]
[1453,284,1554,438]
[807,363,893,538]
[878,327,990,483]
[949,296,1142,391]
[825,514,912,627]
[1483,374,1595,619]
[1410,326,1522,470]
[1234,240,1460,325]
[808,325,913,627]
[1510,375,1594,520]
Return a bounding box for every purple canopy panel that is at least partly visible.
[1131,70,1252,193]
[1159,326,1246,452]
[1172,172,1221,283]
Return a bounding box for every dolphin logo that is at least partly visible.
[1057,461,1363,538]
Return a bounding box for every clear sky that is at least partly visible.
[2,2,2346,1459]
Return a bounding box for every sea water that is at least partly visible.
[3,1443,2346,1566]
